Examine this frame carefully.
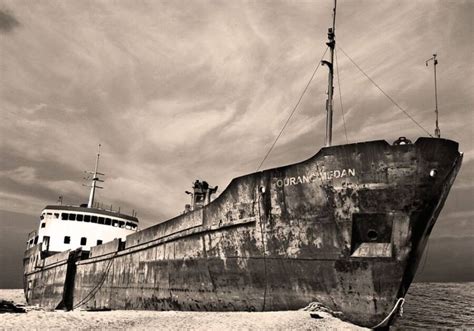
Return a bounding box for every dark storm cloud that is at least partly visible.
[0,9,19,33]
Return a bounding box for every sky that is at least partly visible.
[0,0,473,286]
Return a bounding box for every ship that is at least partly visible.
[22,2,462,328]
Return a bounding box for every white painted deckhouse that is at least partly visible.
[26,145,139,252]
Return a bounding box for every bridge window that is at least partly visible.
[62,213,68,220]
[84,215,91,222]
[119,221,125,228]
[64,236,71,244]
[68,213,76,221]
[41,223,46,228]
[113,220,119,227]
[77,214,83,222]
[91,216,97,223]
[98,217,105,225]
[97,240,103,245]
[54,213,59,218]
[80,237,87,246]
[105,218,111,226]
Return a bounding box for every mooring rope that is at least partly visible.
[370,297,405,329]
[72,251,117,309]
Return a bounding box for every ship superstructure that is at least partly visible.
[25,144,138,253]
[26,206,138,252]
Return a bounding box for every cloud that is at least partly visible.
[2,166,36,185]
[0,9,19,33]
[22,103,47,115]
[0,191,45,216]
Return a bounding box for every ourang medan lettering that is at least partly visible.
[275,168,356,188]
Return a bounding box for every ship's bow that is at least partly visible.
[332,137,462,327]
[264,137,462,328]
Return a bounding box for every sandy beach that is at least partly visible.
[0,289,365,330]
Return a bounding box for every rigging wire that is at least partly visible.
[335,48,349,144]
[337,45,434,137]
[256,47,329,171]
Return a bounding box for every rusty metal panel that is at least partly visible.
[125,209,204,249]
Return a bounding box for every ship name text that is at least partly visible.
[275,168,356,188]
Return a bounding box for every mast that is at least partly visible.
[426,54,440,138]
[87,144,104,208]
[322,0,337,146]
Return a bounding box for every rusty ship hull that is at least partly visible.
[23,137,462,327]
